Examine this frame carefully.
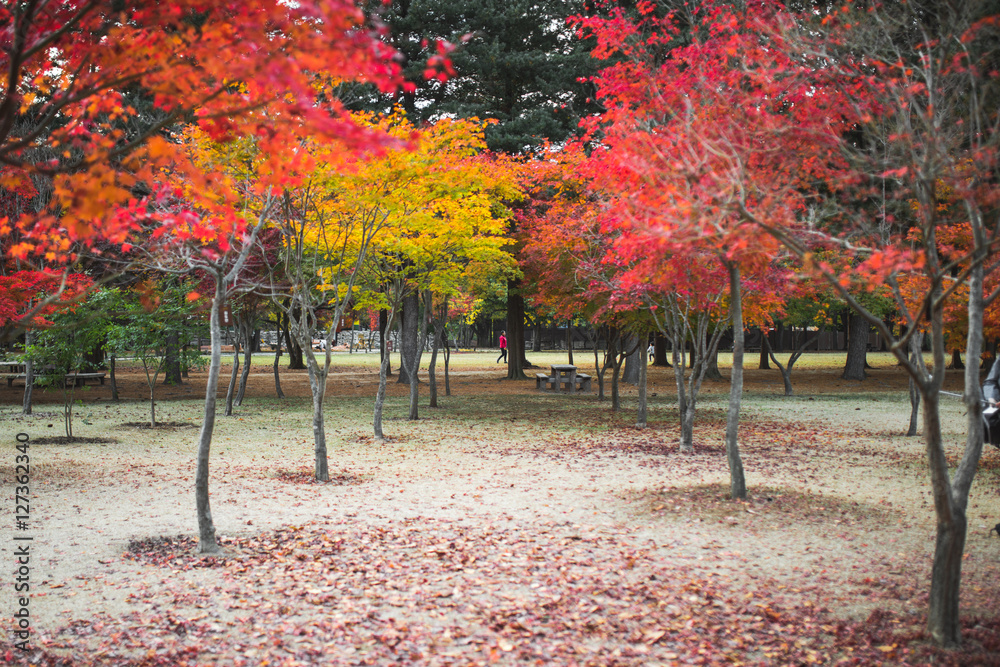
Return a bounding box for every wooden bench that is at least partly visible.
[6,373,26,388]
[64,372,107,387]
[575,373,592,392]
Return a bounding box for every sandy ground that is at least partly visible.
[1,352,998,664]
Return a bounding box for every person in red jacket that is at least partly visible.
[497,330,507,364]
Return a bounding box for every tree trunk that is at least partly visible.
[758,327,771,369]
[725,263,747,500]
[907,331,923,436]
[283,309,305,370]
[163,330,182,385]
[22,330,34,415]
[505,278,529,379]
[308,358,329,482]
[195,284,224,554]
[398,290,419,385]
[374,308,397,440]
[704,347,723,380]
[429,294,440,409]
[273,330,285,399]
[653,332,670,367]
[637,335,648,428]
[622,334,641,385]
[108,354,119,403]
[842,310,869,380]
[566,320,574,365]
[611,356,624,412]
[949,348,964,369]
[224,334,240,417]
[379,308,392,376]
[677,343,695,452]
[925,256,987,647]
[404,291,429,420]
[149,380,157,428]
[442,296,451,397]
[235,326,252,406]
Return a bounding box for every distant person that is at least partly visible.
[497,331,507,364]
[647,342,654,363]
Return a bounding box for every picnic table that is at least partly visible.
[535,364,592,393]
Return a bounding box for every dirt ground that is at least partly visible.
[1,351,998,666]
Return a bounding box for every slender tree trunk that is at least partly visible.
[677,340,695,452]
[611,357,624,412]
[842,310,869,380]
[379,308,392,376]
[637,336,648,428]
[22,331,34,415]
[907,331,923,436]
[308,356,329,482]
[374,308,397,440]
[273,330,285,399]
[195,283,224,554]
[725,263,747,500]
[429,294,440,409]
[925,255,987,647]
[224,333,240,417]
[566,320,574,365]
[108,354,119,403]
[149,382,157,428]
[235,326,252,406]
[442,297,452,397]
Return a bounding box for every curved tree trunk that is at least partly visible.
[224,334,240,417]
[724,263,747,500]
[235,328,252,406]
[272,332,285,399]
[704,347,723,381]
[195,284,224,554]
